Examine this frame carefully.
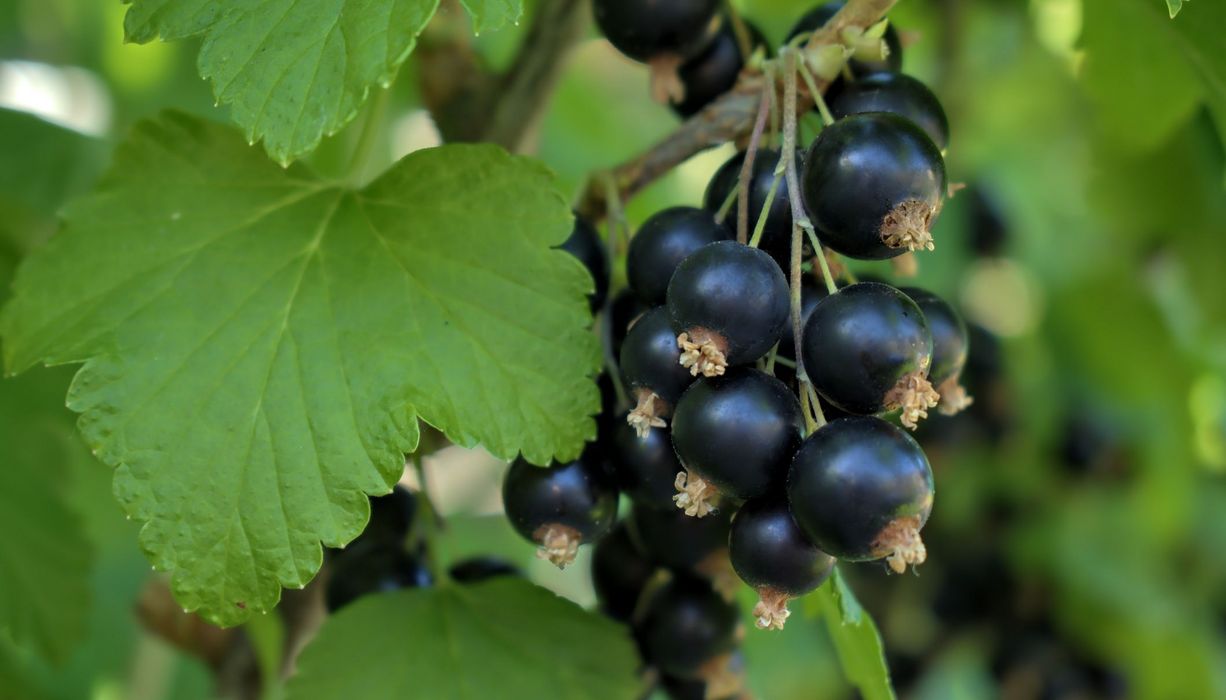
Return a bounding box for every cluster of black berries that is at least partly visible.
[325,485,521,612]
[502,1,978,693]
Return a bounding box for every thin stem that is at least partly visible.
[737,85,772,245]
[773,355,796,369]
[347,87,389,186]
[765,344,779,375]
[805,381,827,430]
[800,380,819,434]
[748,171,782,249]
[725,1,753,59]
[766,65,780,147]
[797,60,835,126]
[604,173,631,258]
[805,228,840,295]
[411,453,444,581]
[715,181,740,224]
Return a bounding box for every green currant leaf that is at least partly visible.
[1167,0,1186,19]
[0,111,601,627]
[0,368,95,663]
[806,569,895,700]
[460,0,523,34]
[286,578,641,700]
[121,0,442,164]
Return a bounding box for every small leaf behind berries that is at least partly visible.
[806,568,895,700]
[0,111,601,626]
[1167,0,1186,19]
[286,578,641,700]
[460,0,523,34]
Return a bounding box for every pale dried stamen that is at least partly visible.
[752,588,793,631]
[534,524,581,569]
[936,374,974,416]
[648,55,686,104]
[673,470,718,518]
[627,390,667,438]
[874,516,927,574]
[677,331,728,378]
[885,370,940,430]
[881,199,936,252]
[891,251,919,278]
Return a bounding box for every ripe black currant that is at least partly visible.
[728,495,835,630]
[672,18,768,118]
[559,214,610,312]
[788,2,903,77]
[348,484,417,551]
[619,306,697,436]
[703,149,806,268]
[901,287,972,416]
[671,368,803,514]
[787,416,934,573]
[634,574,741,679]
[447,556,522,584]
[628,501,731,572]
[966,185,1009,258]
[611,414,685,508]
[828,72,950,151]
[501,448,619,569]
[627,207,730,306]
[325,548,433,612]
[604,288,647,358]
[660,653,747,699]
[591,522,657,622]
[802,113,946,260]
[667,241,790,377]
[801,282,938,429]
[592,0,722,63]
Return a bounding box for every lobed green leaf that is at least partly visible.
[807,568,896,700]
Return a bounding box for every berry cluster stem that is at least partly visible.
[737,84,773,245]
[410,452,444,582]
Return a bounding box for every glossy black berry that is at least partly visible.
[729,495,834,630]
[559,214,610,312]
[667,241,790,375]
[611,414,685,508]
[803,113,946,260]
[787,416,934,571]
[703,149,806,268]
[591,522,657,622]
[593,0,722,63]
[325,548,433,612]
[634,574,740,678]
[671,368,803,508]
[628,502,731,571]
[447,556,522,584]
[828,72,950,150]
[788,2,903,77]
[628,207,730,306]
[802,283,936,427]
[672,19,768,118]
[966,185,1009,258]
[361,485,417,547]
[619,306,697,434]
[900,287,970,412]
[501,447,619,568]
[604,289,647,357]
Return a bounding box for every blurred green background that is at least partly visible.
[1,0,1224,698]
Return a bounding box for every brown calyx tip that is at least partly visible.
[936,374,974,416]
[678,330,728,378]
[627,389,668,438]
[752,588,793,631]
[885,369,940,430]
[821,247,847,282]
[696,654,747,699]
[648,55,687,104]
[873,515,927,574]
[881,199,937,253]
[534,524,582,569]
[694,550,739,601]
[673,470,718,518]
[891,251,919,278]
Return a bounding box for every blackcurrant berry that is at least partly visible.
[619,306,697,436]
[591,521,657,622]
[611,414,685,508]
[803,113,946,259]
[966,185,1009,258]
[728,495,835,630]
[628,207,730,306]
[671,368,803,514]
[592,0,722,63]
[801,282,938,429]
[604,288,647,358]
[360,484,417,547]
[788,2,903,77]
[672,18,768,118]
[559,214,610,312]
[703,149,806,269]
[628,502,731,572]
[900,287,972,416]
[787,415,934,572]
[667,241,791,377]
[660,653,747,699]
[325,548,433,612]
[634,574,741,679]
[828,72,950,151]
[501,447,619,569]
[447,556,522,584]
